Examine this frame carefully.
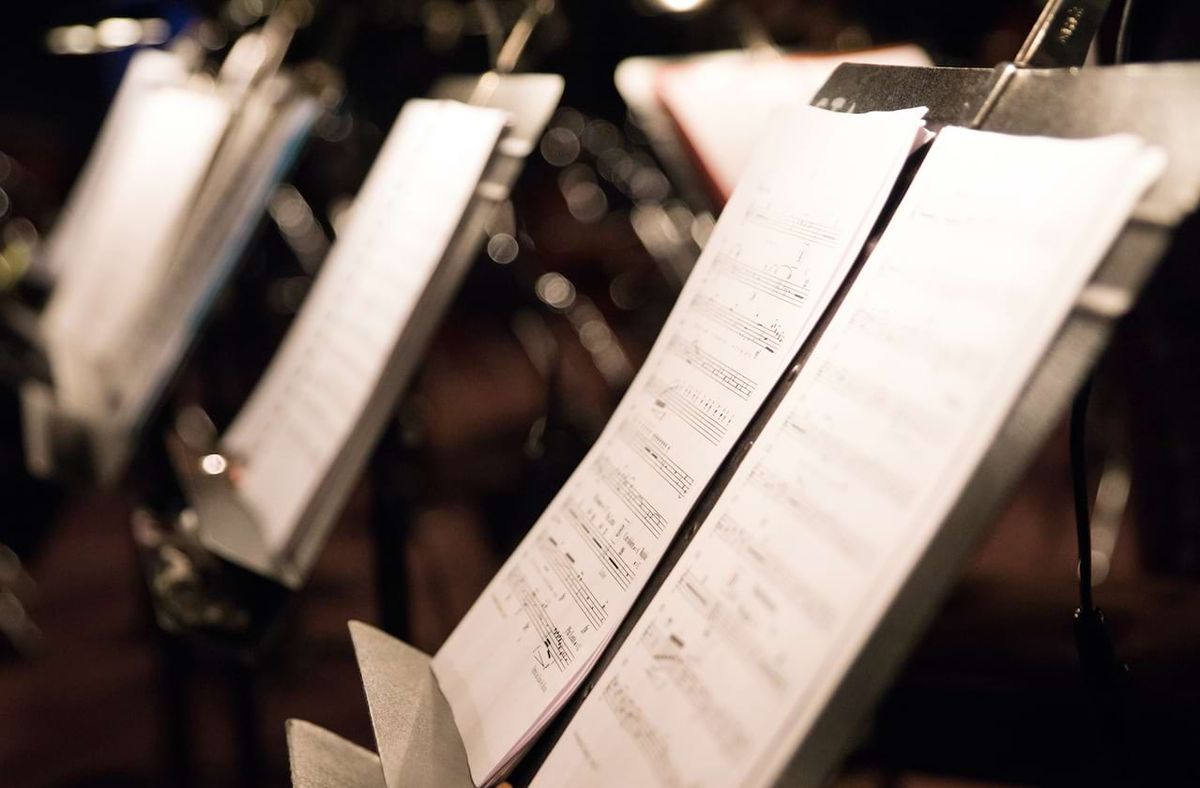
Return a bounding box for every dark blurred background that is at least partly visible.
[2,1,1200,785]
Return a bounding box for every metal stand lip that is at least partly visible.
[164,408,305,585]
[348,621,475,788]
[287,718,386,788]
[287,622,474,787]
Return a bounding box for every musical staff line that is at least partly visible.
[744,207,839,248]
[694,295,784,355]
[745,465,874,569]
[639,630,750,760]
[595,456,668,539]
[601,680,687,788]
[724,260,810,306]
[669,338,756,400]
[508,566,574,671]
[620,421,694,498]
[539,535,608,630]
[653,382,730,446]
[675,570,787,692]
[564,503,635,591]
[713,511,837,631]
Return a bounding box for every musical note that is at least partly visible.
[563,501,637,591]
[595,455,668,539]
[222,100,509,550]
[436,104,934,787]
[620,419,694,498]
[532,125,1165,788]
[668,337,756,400]
[651,378,733,446]
[693,295,785,355]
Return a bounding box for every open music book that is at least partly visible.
[204,98,509,575]
[28,41,319,483]
[529,128,1164,787]
[431,104,934,786]
[36,48,196,283]
[41,66,231,431]
[103,76,318,470]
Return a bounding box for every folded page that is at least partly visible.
[431,104,932,786]
[532,127,1164,788]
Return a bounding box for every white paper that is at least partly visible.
[105,78,318,435]
[532,128,1164,788]
[431,105,932,786]
[222,99,508,553]
[42,83,231,422]
[656,45,932,202]
[38,49,193,281]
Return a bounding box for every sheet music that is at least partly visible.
[656,45,932,202]
[532,128,1165,788]
[38,49,192,281]
[42,82,231,422]
[222,99,508,553]
[103,78,318,435]
[431,105,932,786]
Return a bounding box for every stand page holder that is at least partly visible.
[140,73,563,647]
[285,5,1200,787]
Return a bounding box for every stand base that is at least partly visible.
[287,720,385,788]
[288,622,473,788]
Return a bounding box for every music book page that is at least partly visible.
[221,99,508,553]
[431,104,932,786]
[655,45,932,203]
[42,83,231,422]
[532,128,1165,788]
[38,49,192,281]
[104,79,318,435]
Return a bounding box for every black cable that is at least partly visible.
[1070,376,1095,614]
[1071,374,1128,780]
[1115,0,1135,64]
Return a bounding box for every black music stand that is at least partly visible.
[286,4,1200,787]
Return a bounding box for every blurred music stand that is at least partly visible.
[19,15,320,488]
[137,72,563,651]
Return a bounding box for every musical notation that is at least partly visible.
[508,565,575,671]
[724,259,810,306]
[595,456,668,539]
[668,337,756,400]
[620,419,694,498]
[743,466,873,570]
[538,534,609,630]
[562,502,636,592]
[437,105,934,787]
[637,625,751,761]
[743,205,840,248]
[222,100,508,549]
[651,379,732,446]
[694,295,785,356]
[532,125,1164,788]
[601,679,687,788]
